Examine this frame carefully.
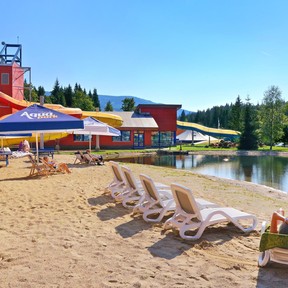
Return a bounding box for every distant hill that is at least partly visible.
[45,92,193,116]
[98,95,154,111]
[98,95,193,117]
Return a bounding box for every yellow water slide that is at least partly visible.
[0,91,123,146]
[177,121,240,139]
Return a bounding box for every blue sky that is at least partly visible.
[2,0,288,112]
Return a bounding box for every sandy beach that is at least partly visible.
[1,153,288,288]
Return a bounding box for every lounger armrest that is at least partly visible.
[261,221,268,235]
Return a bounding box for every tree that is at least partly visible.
[92,88,101,111]
[23,80,38,102]
[63,85,73,107]
[179,110,186,121]
[104,101,113,111]
[37,86,45,98]
[50,78,66,106]
[121,97,135,111]
[238,98,258,150]
[72,90,94,111]
[229,96,243,131]
[259,86,286,150]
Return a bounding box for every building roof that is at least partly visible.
[136,104,182,110]
[106,111,158,129]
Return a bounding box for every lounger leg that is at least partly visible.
[122,195,141,209]
[179,222,204,240]
[258,251,270,267]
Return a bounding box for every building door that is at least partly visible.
[134,132,144,148]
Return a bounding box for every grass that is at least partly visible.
[57,142,288,156]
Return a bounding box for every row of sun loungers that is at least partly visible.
[105,161,258,241]
[106,161,288,266]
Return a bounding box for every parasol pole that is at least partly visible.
[96,135,100,151]
[89,132,92,151]
[36,133,39,163]
[40,96,44,149]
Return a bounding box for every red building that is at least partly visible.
[0,42,181,150]
[0,43,30,117]
[57,104,182,150]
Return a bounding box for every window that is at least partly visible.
[74,134,90,142]
[151,131,175,147]
[160,131,174,147]
[112,131,131,142]
[1,73,9,85]
[151,131,160,147]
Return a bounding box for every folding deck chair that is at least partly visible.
[28,154,50,177]
[74,151,87,164]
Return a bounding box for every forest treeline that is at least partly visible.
[178,87,288,149]
[25,79,288,150]
[24,79,136,112]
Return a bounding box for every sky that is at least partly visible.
[2,0,288,112]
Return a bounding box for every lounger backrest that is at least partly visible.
[139,174,160,202]
[110,161,124,182]
[171,183,201,220]
[83,153,92,161]
[122,166,137,190]
[28,154,36,164]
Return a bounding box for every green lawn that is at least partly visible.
[59,143,288,156]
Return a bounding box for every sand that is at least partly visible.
[0,153,288,288]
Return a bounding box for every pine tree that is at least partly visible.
[229,96,243,131]
[179,110,186,121]
[63,85,73,107]
[238,98,258,150]
[92,88,101,111]
[121,97,135,111]
[104,101,113,111]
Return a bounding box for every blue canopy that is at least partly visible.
[0,133,32,137]
[0,104,84,133]
[0,104,84,161]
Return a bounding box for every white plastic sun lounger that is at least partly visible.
[164,183,258,240]
[105,161,127,199]
[134,174,219,223]
[120,165,170,208]
[258,221,288,267]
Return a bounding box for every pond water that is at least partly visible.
[116,154,288,193]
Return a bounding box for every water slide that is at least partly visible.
[0,92,122,126]
[177,120,240,139]
[0,91,123,146]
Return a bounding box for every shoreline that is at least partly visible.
[1,154,288,287]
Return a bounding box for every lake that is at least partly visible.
[116,154,288,193]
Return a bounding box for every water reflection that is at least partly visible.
[116,154,288,193]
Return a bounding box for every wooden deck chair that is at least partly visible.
[41,158,70,174]
[105,161,127,200]
[258,221,288,267]
[82,152,97,164]
[74,151,87,164]
[85,151,104,165]
[28,154,50,177]
[121,165,170,209]
[164,183,258,240]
